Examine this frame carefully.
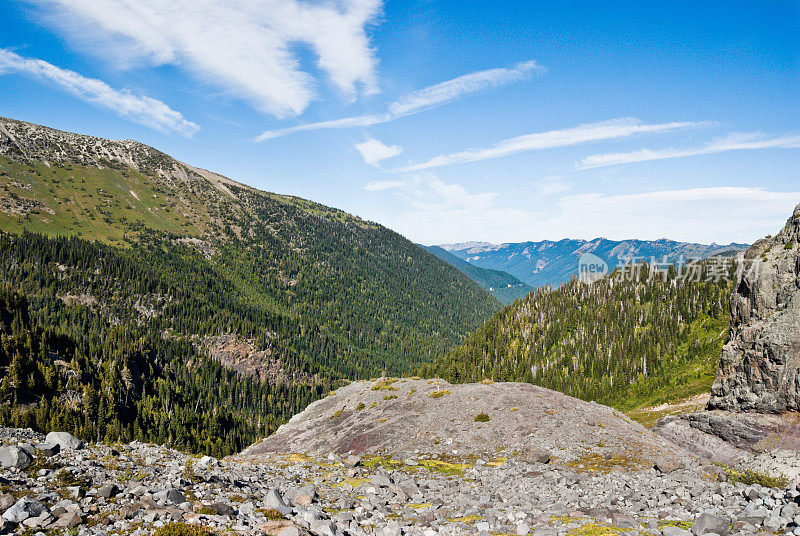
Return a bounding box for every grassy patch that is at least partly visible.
[724,468,789,488]
[658,520,692,530]
[155,523,217,536]
[567,523,632,536]
[567,452,647,473]
[619,314,728,426]
[418,458,470,475]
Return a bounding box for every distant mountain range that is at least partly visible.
[438,238,749,289]
[419,245,532,303]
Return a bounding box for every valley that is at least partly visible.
[0,117,798,536]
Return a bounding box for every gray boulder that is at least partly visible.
[265,488,292,515]
[97,483,120,499]
[2,497,47,523]
[663,526,692,536]
[44,431,84,450]
[36,442,60,457]
[165,489,186,505]
[654,457,683,474]
[0,445,33,470]
[0,494,15,514]
[692,513,731,536]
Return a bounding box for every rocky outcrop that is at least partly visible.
[653,411,800,466]
[708,203,800,412]
[244,378,687,468]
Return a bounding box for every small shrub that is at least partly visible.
[196,506,217,515]
[474,413,490,422]
[331,409,343,418]
[785,240,795,250]
[383,394,397,400]
[429,390,450,398]
[355,402,365,410]
[371,378,398,391]
[724,468,789,488]
[154,522,217,536]
[256,508,284,520]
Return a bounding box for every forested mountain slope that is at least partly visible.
[422,264,734,412]
[441,239,747,289]
[0,116,500,454]
[420,245,532,303]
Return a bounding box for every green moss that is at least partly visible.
[658,520,692,530]
[154,522,217,536]
[474,413,490,422]
[355,402,366,410]
[449,514,483,523]
[383,394,398,400]
[429,390,450,398]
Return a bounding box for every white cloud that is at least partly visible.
[365,176,799,245]
[533,175,572,195]
[388,60,542,116]
[545,187,800,243]
[355,138,403,167]
[364,179,409,191]
[0,48,198,136]
[394,118,714,172]
[255,60,541,140]
[577,132,800,169]
[31,0,382,118]
[256,113,390,141]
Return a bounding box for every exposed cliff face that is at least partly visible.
[708,203,800,412]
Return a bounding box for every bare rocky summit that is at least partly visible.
[709,203,800,412]
[244,378,686,468]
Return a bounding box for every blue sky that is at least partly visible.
[1,0,798,245]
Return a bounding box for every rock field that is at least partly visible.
[2,380,800,536]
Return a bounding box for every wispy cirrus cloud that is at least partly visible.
[355,138,403,167]
[0,48,198,136]
[392,118,714,172]
[577,132,800,169]
[256,60,542,141]
[30,0,382,119]
[388,60,542,116]
[365,179,409,191]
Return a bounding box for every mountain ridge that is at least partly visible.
[0,115,500,455]
[440,237,749,289]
